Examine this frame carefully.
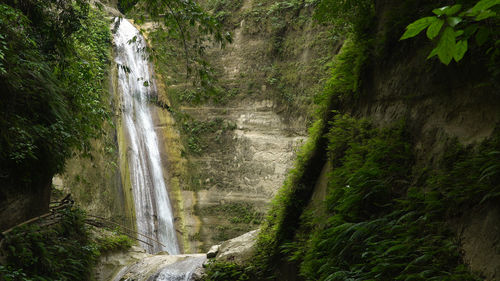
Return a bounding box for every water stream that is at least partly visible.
[111,254,207,281]
[148,255,207,281]
[113,17,180,255]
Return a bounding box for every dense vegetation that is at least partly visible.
[0,1,120,280]
[0,0,498,279]
[0,207,132,281]
[0,208,96,281]
[286,117,498,281]
[0,1,111,193]
[202,0,499,280]
[123,0,231,96]
[401,0,499,67]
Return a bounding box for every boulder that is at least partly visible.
[215,229,260,264]
[207,244,220,259]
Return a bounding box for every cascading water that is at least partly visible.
[113,17,180,255]
[111,254,207,281]
[148,256,207,281]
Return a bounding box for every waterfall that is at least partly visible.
[113,17,180,255]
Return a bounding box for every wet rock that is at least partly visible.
[190,267,205,280]
[110,253,206,281]
[93,246,151,281]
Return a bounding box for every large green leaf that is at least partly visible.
[433,6,449,16]
[453,40,468,62]
[432,5,462,16]
[469,0,500,15]
[446,17,463,27]
[436,27,456,65]
[426,19,444,39]
[400,17,437,40]
[445,4,463,15]
[475,9,497,20]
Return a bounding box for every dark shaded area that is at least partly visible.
[0,2,110,231]
[118,0,139,13]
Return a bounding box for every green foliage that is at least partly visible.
[200,202,264,225]
[61,8,112,153]
[253,28,369,278]
[202,261,254,281]
[0,3,71,178]
[0,208,99,281]
[207,0,244,12]
[134,0,231,85]
[95,233,133,254]
[206,0,244,23]
[280,115,496,281]
[0,3,111,189]
[144,0,231,45]
[118,0,140,13]
[0,33,6,75]
[428,134,500,213]
[246,0,498,280]
[401,0,500,65]
[253,118,325,277]
[318,38,368,108]
[178,115,236,154]
[314,0,374,37]
[149,27,233,107]
[324,116,412,220]
[253,112,497,280]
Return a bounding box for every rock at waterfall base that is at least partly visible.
[214,229,259,264]
[207,244,220,259]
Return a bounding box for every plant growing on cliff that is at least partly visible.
[0,208,98,281]
[0,3,111,188]
[95,233,133,253]
[284,115,489,281]
[202,261,254,281]
[126,0,232,89]
[400,0,499,65]
[314,0,374,36]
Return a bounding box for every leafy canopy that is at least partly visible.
[0,1,111,188]
[400,0,500,65]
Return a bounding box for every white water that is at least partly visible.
[150,256,207,281]
[113,17,180,255]
[111,254,207,281]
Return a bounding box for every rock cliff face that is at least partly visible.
[0,176,51,232]
[56,44,136,232]
[12,0,497,279]
[355,4,500,275]
[54,0,333,253]
[146,0,337,252]
[174,101,306,252]
[344,52,500,281]
[250,1,500,279]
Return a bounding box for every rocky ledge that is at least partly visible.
[94,229,259,281]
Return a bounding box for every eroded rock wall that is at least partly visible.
[56,50,136,231]
[146,0,337,252]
